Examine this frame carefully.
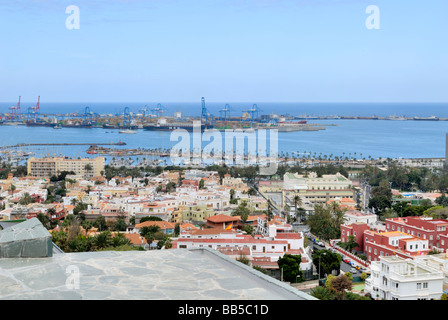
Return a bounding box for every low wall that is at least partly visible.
[334,246,369,268]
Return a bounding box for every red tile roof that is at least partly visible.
[206,214,240,223]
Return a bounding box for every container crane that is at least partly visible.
[9,96,21,120]
[151,104,167,118]
[219,104,233,121]
[244,104,263,127]
[201,97,214,127]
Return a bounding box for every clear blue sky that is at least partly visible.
[0,0,447,103]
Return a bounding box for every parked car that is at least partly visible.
[350,268,357,273]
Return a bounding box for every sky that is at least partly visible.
[0,0,447,103]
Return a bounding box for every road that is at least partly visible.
[309,238,365,277]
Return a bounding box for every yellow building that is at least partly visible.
[283,171,355,207]
[180,205,215,223]
[27,157,105,180]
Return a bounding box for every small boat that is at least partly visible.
[53,125,62,129]
[119,129,137,134]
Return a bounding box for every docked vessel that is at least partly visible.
[413,116,439,121]
[103,123,138,130]
[295,115,319,120]
[357,116,378,120]
[26,121,57,128]
[386,115,407,121]
[143,118,211,132]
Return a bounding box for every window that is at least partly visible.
[423,282,428,289]
[417,283,422,289]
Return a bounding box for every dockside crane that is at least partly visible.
[123,106,132,128]
[25,96,41,123]
[151,104,167,118]
[83,106,94,125]
[219,104,233,121]
[244,104,263,127]
[9,96,21,121]
[35,96,40,119]
[201,97,214,127]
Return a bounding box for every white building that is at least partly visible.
[365,255,444,300]
[176,224,312,275]
[343,210,378,226]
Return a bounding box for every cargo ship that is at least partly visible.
[26,121,57,128]
[413,116,439,121]
[103,123,138,130]
[62,124,93,128]
[143,119,211,132]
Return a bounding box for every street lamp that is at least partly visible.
[318,252,327,282]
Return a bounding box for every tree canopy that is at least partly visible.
[277,254,304,283]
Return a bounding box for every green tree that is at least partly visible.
[309,286,334,300]
[94,215,107,231]
[341,235,359,253]
[312,249,342,278]
[368,195,392,215]
[306,204,344,240]
[114,218,128,231]
[232,201,250,222]
[277,254,304,283]
[18,193,34,205]
[140,216,163,223]
[293,195,303,222]
[140,225,161,238]
[435,194,448,206]
[242,224,254,235]
[230,188,235,200]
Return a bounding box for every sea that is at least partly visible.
[1,102,448,165]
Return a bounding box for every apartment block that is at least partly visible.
[283,171,354,209]
[27,157,105,180]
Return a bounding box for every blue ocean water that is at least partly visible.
[0,102,447,163]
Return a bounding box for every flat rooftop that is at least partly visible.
[0,247,316,300]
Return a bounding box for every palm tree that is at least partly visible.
[293,195,303,222]
[310,286,333,300]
